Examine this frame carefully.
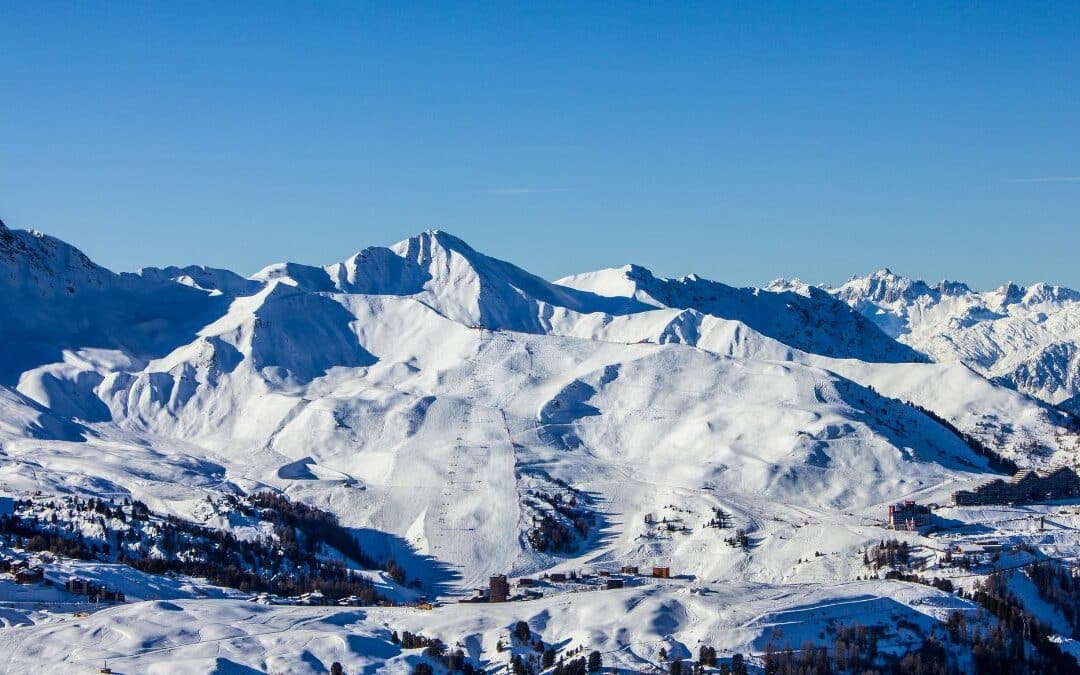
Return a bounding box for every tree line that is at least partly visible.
[0,493,400,602]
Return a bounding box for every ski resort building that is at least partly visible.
[887,501,932,530]
[13,566,43,584]
[489,575,509,603]
[297,591,328,606]
[64,577,124,600]
[953,467,1080,506]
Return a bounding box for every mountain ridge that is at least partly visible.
[5,216,1079,405]
[2,219,1080,672]
[818,268,1080,406]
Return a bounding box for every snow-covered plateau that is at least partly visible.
[1,219,1080,674]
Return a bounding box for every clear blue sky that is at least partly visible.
[3,2,1079,288]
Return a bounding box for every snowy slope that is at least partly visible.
[9,301,996,588]
[555,266,1076,465]
[0,579,978,674]
[1,219,1079,672]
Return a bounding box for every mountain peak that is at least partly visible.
[554,264,663,307]
[137,265,263,296]
[621,263,657,282]
[766,278,813,296]
[836,269,935,305]
[934,279,972,296]
[0,220,116,298]
[395,229,477,257]
[846,268,904,283]
[994,281,1026,306]
[1022,282,1080,305]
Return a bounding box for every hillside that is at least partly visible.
[1,221,1079,673]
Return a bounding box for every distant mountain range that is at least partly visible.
[770,269,1080,412]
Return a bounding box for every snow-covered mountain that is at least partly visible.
[813,268,1080,408]
[2,220,1079,673]
[557,264,925,362]
[0,219,230,387]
